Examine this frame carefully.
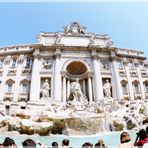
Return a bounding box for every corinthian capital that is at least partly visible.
[91,51,99,60]
[61,71,67,77]
[122,58,129,65]
[33,49,41,58]
[17,55,24,64]
[4,56,11,64]
[54,49,61,59]
[87,71,93,77]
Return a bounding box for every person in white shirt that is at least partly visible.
[119,132,135,148]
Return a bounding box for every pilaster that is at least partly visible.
[92,50,103,101]
[123,59,134,100]
[53,49,62,101]
[0,56,11,101]
[135,62,145,100]
[111,52,122,100]
[30,49,41,101]
[14,55,24,101]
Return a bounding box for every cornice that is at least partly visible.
[116,52,146,60]
[0,44,43,56]
[0,43,42,50]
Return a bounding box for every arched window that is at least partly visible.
[121,80,128,94]
[143,81,148,93]
[11,58,17,68]
[132,80,140,93]
[5,79,15,93]
[25,57,32,68]
[20,79,30,93]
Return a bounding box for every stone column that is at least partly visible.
[30,49,41,101]
[62,76,66,102]
[135,62,145,100]
[14,55,24,101]
[67,80,70,100]
[88,75,93,102]
[82,80,86,94]
[124,60,134,100]
[53,49,61,102]
[92,50,103,101]
[111,53,122,101]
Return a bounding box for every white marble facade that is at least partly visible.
[0,22,148,112]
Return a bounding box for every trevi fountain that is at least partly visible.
[0,22,147,147]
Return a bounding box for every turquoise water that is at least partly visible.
[0,131,136,148]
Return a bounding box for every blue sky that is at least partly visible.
[0,3,148,58]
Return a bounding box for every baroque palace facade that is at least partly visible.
[0,22,148,113]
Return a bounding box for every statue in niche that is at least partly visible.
[69,78,87,104]
[40,79,50,99]
[43,59,52,69]
[103,79,111,97]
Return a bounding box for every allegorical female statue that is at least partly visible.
[103,79,111,97]
[41,79,50,99]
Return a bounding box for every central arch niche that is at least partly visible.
[65,61,91,101]
[66,61,87,75]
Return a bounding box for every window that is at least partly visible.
[117,61,124,69]
[0,60,4,69]
[25,58,32,68]
[129,62,135,69]
[121,80,128,94]
[12,59,17,68]
[144,83,148,93]
[139,62,144,69]
[22,84,29,93]
[7,84,12,93]
[133,83,139,93]
[122,84,127,94]
[5,105,10,115]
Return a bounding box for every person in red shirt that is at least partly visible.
[146,126,148,137]
[134,129,148,147]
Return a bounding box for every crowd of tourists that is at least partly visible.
[0,126,148,148]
